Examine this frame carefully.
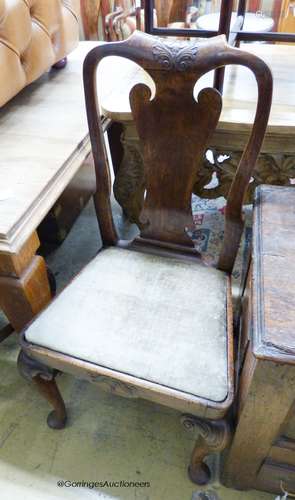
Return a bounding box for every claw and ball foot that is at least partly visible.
[17,350,67,429]
[181,415,231,485]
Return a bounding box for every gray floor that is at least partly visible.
[0,200,274,500]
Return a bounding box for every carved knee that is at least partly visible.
[181,414,231,485]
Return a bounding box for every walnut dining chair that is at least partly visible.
[18,31,272,485]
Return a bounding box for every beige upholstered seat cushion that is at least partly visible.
[26,248,229,402]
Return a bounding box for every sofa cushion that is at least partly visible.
[26,247,229,403]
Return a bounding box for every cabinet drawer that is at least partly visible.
[268,438,295,465]
[257,459,295,495]
[257,438,295,495]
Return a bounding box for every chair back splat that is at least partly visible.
[83,30,272,273]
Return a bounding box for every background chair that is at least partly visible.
[80,0,197,41]
[18,31,272,485]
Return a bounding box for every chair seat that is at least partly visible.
[25,247,229,403]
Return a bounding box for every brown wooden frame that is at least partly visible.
[18,31,272,486]
[222,186,295,494]
[83,30,272,273]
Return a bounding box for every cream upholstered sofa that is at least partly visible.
[0,0,80,107]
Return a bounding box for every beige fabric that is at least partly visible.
[26,248,229,402]
[0,0,79,107]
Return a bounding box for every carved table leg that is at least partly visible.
[113,121,145,227]
[181,414,231,485]
[193,149,295,202]
[0,232,51,331]
[18,350,67,429]
[113,123,295,207]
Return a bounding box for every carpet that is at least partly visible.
[190,193,252,293]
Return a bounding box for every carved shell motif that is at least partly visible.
[152,38,199,71]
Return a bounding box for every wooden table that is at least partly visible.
[222,185,295,495]
[0,41,99,332]
[98,43,295,220]
[196,12,274,33]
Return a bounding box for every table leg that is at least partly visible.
[113,121,145,227]
[0,232,51,332]
[193,150,295,202]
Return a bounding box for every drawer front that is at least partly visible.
[269,441,295,466]
[257,437,295,494]
[257,459,295,495]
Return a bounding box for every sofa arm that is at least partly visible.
[0,0,80,107]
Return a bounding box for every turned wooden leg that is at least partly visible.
[0,232,51,331]
[18,350,67,429]
[181,415,231,485]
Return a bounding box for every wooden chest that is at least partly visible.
[222,185,295,495]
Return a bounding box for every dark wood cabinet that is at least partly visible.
[222,185,295,495]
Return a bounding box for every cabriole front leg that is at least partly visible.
[181,414,231,485]
[17,349,67,430]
